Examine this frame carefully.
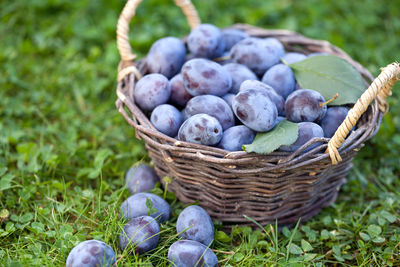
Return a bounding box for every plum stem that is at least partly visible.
[213,55,230,62]
[320,93,339,107]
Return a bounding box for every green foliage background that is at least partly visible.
[0,0,399,266]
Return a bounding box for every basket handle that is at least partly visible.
[327,62,400,165]
[116,0,201,81]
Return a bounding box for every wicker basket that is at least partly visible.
[115,0,400,226]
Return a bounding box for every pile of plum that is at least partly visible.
[66,163,217,267]
[134,24,350,152]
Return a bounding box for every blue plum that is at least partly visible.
[232,88,278,132]
[264,37,286,58]
[176,205,214,246]
[119,216,160,254]
[222,63,257,94]
[285,89,327,122]
[168,240,218,267]
[185,95,234,130]
[120,192,171,223]
[146,37,186,79]
[125,163,159,195]
[187,24,225,59]
[182,58,232,96]
[218,125,255,151]
[280,122,324,152]
[274,116,285,127]
[221,29,249,51]
[261,63,296,99]
[178,114,223,146]
[169,74,192,107]
[320,106,349,138]
[150,104,183,137]
[134,74,170,111]
[221,93,235,110]
[66,240,116,267]
[281,52,307,64]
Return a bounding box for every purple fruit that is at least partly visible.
[125,163,159,194]
[221,93,235,110]
[182,58,232,96]
[176,205,215,246]
[146,37,186,78]
[219,125,255,151]
[285,89,327,123]
[281,52,307,64]
[119,216,160,254]
[187,24,225,59]
[320,106,349,138]
[150,104,183,137]
[274,116,285,127]
[222,63,258,94]
[120,192,171,223]
[168,240,218,267]
[66,240,116,267]
[280,122,324,152]
[178,114,223,146]
[221,29,249,51]
[261,63,296,99]
[185,95,234,130]
[232,88,278,132]
[169,74,192,107]
[134,74,170,111]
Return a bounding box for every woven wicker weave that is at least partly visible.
[115,0,399,226]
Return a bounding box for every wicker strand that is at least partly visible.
[327,62,400,165]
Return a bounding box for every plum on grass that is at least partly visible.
[320,106,350,138]
[222,63,257,94]
[119,216,160,254]
[120,192,171,223]
[176,205,214,246]
[280,122,324,152]
[239,80,285,116]
[230,37,284,75]
[66,240,116,267]
[169,74,192,107]
[168,240,218,267]
[146,37,186,79]
[185,95,234,130]
[285,89,327,123]
[281,52,307,64]
[182,58,232,96]
[261,63,296,99]
[125,163,159,194]
[134,74,170,111]
[232,88,277,132]
[150,104,183,137]
[221,28,249,51]
[178,114,223,146]
[187,24,225,59]
[219,125,255,151]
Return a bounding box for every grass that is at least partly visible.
[1,0,399,266]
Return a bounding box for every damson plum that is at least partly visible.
[273,116,285,127]
[239,80,285,116]
[185,95,234,130]
[178,114,223,146]
[176,205,214,246]
[150,104,183,137]
[320,107,349,138]
[146,37,186,79]
[230,37,284,75]
[221,93,235,110]
[187,24,225,59]
[221,29,249,51]
[134,74,170,111]
[285,89,327,123]
[218,125,255,151]
[182,58,232,96]
[168,240,218,267]
[232,88,277,132]
[125,163,159,194]
[169,74,192,107]
[222,63,258,94]
[261,64,296,99]
[264,37,286,58]
[66,240,116,267]
[119,216,160,254]
[281,52,307,64]
[280,122,324,152]
[120,192,171,223]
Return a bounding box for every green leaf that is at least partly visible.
[367,225,382,237]
[288,243,303,255]
[215,231,231,243]
[289,55,365,105]
[0,174,15,191]
[301,239,313,252]
[145,198,158,215]
[243,120,298,154]
[359,232,370,241]
[381,210,397,223]
[234,252,244,262]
